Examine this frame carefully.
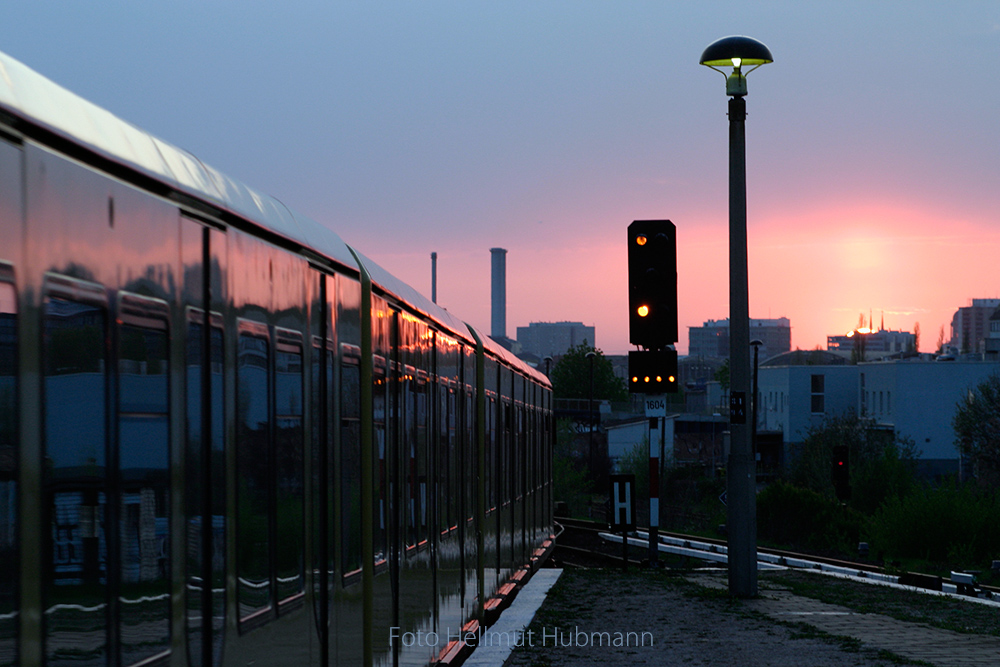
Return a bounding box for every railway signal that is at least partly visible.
[628,220,677,350]
[628,349,678,394]
[832,444,850,501]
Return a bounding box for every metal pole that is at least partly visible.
[726,94,757,598]
[431,252,437,304]
[752,340,761,467]
[648,417,659,567]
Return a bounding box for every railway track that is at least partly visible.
[553,517,1000,602]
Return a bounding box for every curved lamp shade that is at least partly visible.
[699,35,773,67]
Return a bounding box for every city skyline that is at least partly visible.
[2,3,998,356]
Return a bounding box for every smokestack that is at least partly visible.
[490,248,507,339]
[431,252,437,304]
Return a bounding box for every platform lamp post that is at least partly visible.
[700,35,773,598]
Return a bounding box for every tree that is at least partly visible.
[953,373,1000,486]
[936,325,946,354]
[913,322,921,353]
[550,341,627,401]
[714,358,730,392]
[790,413,918,514]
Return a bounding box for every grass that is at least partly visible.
[761,569,1000,637]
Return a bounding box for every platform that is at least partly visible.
[469,566,1000,667]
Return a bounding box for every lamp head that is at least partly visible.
[700,35,773,96]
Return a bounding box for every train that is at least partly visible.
[0,50,554,667]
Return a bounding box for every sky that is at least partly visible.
[3,2,999,355]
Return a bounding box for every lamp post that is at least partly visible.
[700,35,773,598]
[586,351,596,481]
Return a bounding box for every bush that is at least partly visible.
[553,453,591,519]
[867,482,1000,570]
[757,481,863,556]
[789,413,918,514]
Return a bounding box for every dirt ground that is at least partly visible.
[501,568,927,667]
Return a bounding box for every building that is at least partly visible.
[756,357,1000,478]
[688,317,790,362]
[827,328,916,360]
[756,364,860,445]
[515,321,595,359]
[986,307,1000,360]
[950,299,1000,354]
[606,416,676,472]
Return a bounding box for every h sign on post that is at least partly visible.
[609,474,636,531]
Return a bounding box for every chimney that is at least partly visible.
[431,252,437,304]
[490,248,507,340]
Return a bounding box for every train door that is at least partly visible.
[181,218,227,667]
[0,137,20,667]
[310,270,337,667]
[369,294,393,665]
[28,149,178,667]
[434,334,462,644]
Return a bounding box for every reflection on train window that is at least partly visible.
[237,330,271,622]
[372,358,386,564]
[415,378,428,546]
[117,322,170,665]
[185,317,225,666]
[310,341,333,627]
[403,371,415,550]
[0,281,16,667]
[275,341,304,605]
[43,296,108,666]
[340,357,361,580]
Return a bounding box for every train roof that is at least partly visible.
[0,50,357,270]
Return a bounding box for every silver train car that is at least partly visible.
[0,51,554,667]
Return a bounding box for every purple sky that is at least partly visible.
[4,2,999,354]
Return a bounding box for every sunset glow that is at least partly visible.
[4,3,996,360]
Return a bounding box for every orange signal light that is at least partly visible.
[636,234,648,246]
[637,305,650,317]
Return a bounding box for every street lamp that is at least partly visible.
[586,351,596,481]
[700,35,773,598]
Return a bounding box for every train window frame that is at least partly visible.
[371,353,388,569]
[116,291,172,667]
[339,342,363,586]
[235,318,273,630]
[274,327,305,612]
[41,273,110,666]
[0,265,16,667]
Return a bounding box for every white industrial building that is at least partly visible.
[756,358,1000,478]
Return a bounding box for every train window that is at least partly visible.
[372,355,387,565]
[415,370,428,546]
[340,345,361,580]
[486,397,495,512]
[0,279,16,667]
[117,295,171,665]
[237,324,271,624]
[43,288,109,665]
[275,332,304,606]
[185,311,225,667]
[403,366,417,551]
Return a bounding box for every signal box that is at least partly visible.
[628,349,678,394]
